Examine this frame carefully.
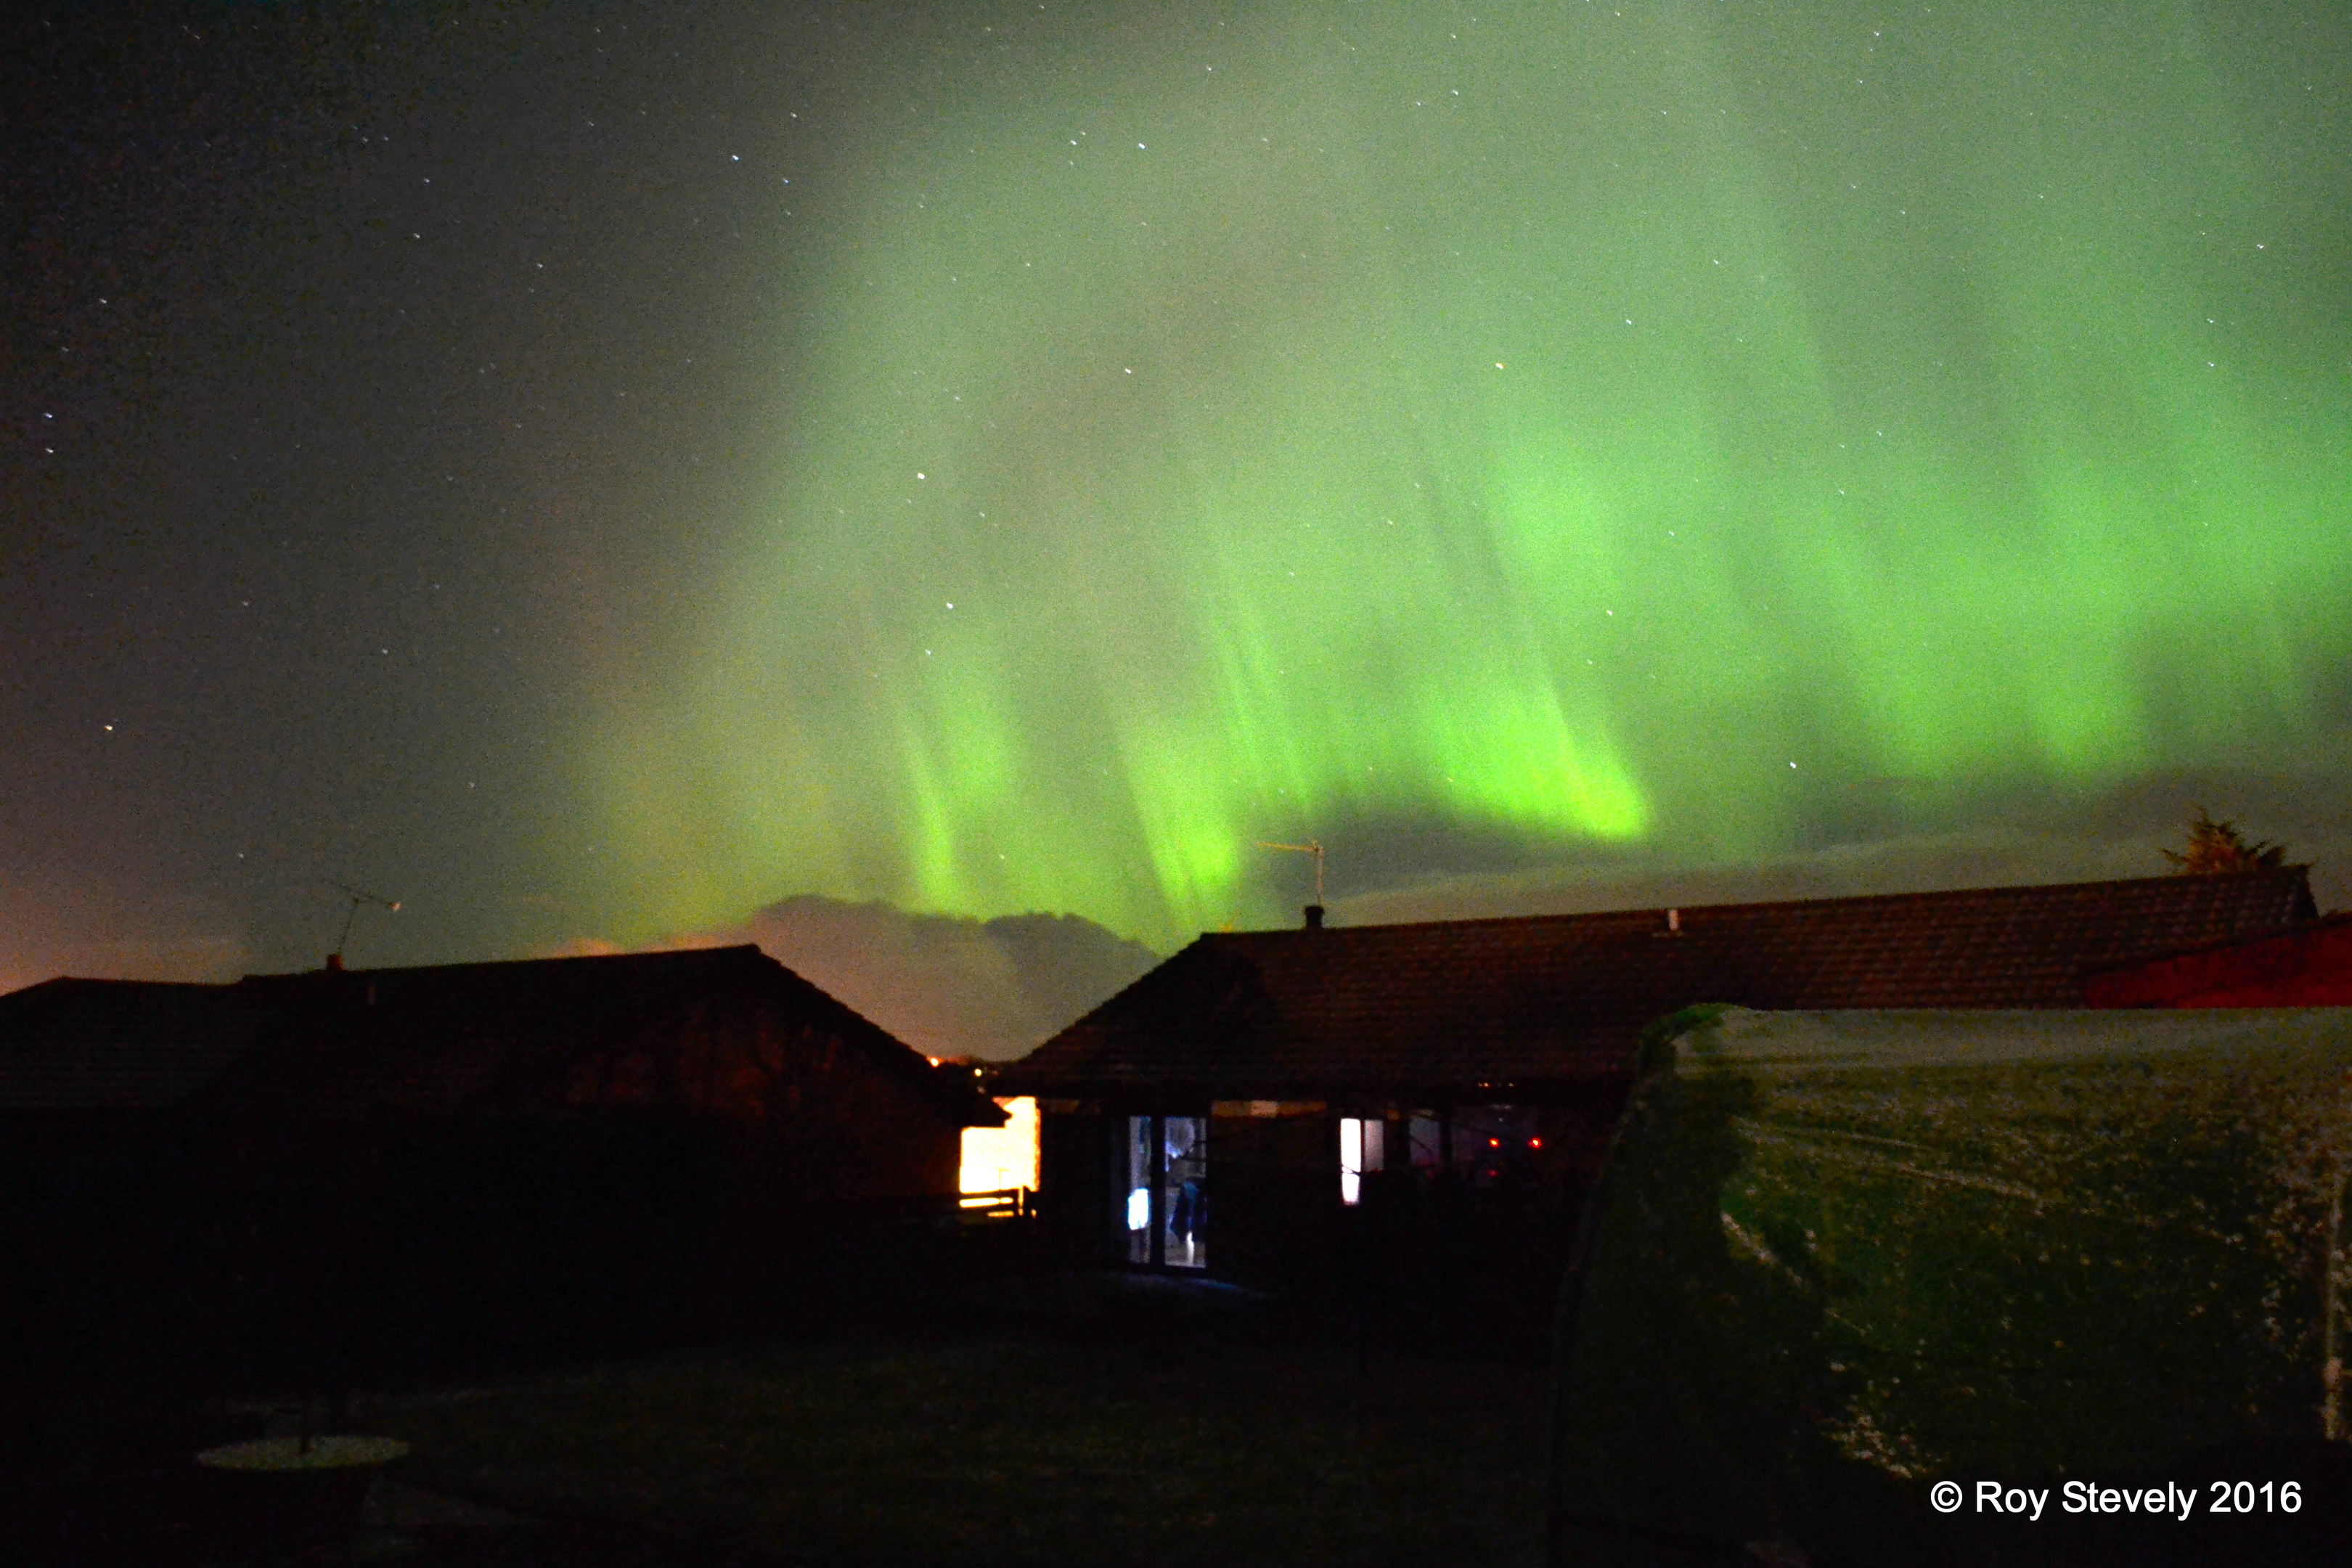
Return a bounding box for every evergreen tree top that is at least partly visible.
[2162,806,2287,875]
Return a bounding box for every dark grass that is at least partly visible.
[351,1277,1549,1568]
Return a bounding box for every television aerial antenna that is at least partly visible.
[323,879,401,965]
[1257,840,1325,905]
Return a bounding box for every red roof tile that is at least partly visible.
[995,868,2319,1099]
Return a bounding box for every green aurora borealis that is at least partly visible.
[588,3,2352,950]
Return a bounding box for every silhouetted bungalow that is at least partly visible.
[991,867,2322,1349]
[0,945,999,1399]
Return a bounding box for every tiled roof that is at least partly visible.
[216,944,992,1122]
[995,867,2320,1099]
[0,979,265,1111]
[3,946,995,1124]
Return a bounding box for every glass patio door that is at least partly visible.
[1122,1114,1207,1270]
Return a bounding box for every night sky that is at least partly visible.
[7,2,2351,1001]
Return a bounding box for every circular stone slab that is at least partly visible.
[196,1436,411,1471]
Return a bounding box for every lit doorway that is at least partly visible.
[1122,1114,1207,1270]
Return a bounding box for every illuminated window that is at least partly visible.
[1339,1116,1385,1204]
[959,1096,1039,1200]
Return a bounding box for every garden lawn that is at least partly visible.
[354,1327,1548,1567]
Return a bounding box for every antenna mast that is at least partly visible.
[323,880,401,966]
[1257,840,1325,905]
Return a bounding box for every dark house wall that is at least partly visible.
[314,1114,734,1380]
[1,1111,248,1395]
[1,949,991,1400]
[1035,1106,1110,1264]
[1032,1106,1344,1280]
[269,972,979,1376]
[2081,916,2352,1008]
[1206,1106,1340,1291]
[1034,1089,1630,1357]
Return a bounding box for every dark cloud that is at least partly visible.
[1337,772,2352,928]
[587,896,1161,1062]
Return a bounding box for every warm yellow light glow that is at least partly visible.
[960,1095,1038,1194]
